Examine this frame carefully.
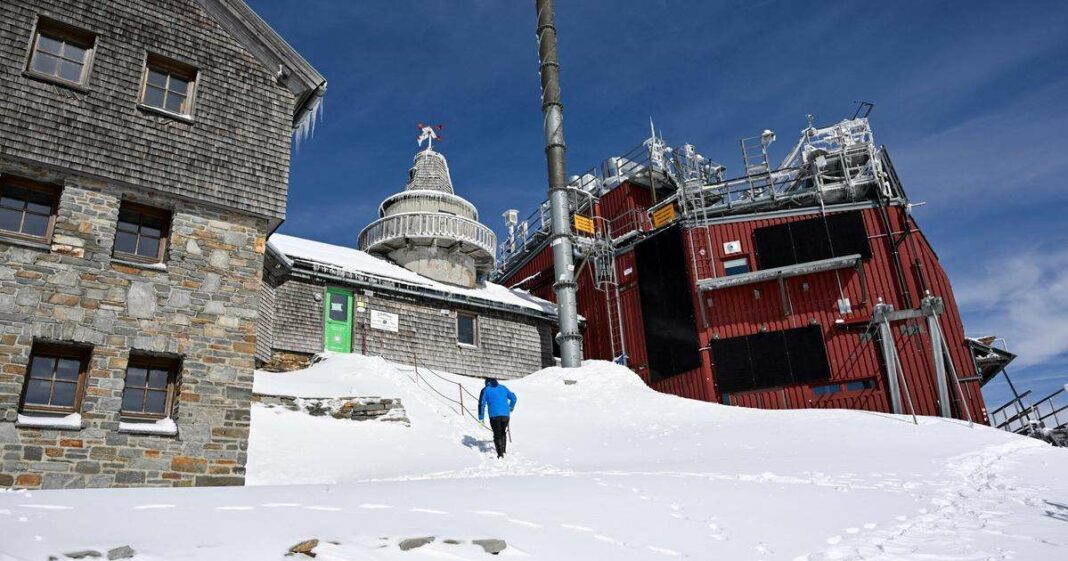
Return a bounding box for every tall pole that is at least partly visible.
[534,0,582,367]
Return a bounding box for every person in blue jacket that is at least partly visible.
[478,378,517,458]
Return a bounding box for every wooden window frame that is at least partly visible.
[0,176,60,244]
[138,53,198,119]
[18,343,92,415]
[24,16,97,90]
[120,354,180,421]
[456,313,479,348]
[112,201,171,264]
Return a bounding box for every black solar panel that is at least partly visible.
[753,211,870,269]
[712,326,830,393]
[635,227,702,383]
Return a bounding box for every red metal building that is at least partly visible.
[496,118,1014,422]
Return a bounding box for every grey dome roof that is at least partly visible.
[405,149,454,194]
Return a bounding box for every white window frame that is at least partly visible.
[456,313,478,348]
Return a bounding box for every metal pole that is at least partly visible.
[535,0,582,367]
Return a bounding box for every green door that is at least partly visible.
[323,287,353,353]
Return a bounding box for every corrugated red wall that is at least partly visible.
[497,184,985,423]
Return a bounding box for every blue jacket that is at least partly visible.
[478,379,517,420]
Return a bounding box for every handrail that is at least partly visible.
[397,337,488,430]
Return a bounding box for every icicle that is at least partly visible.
[293,94,325,151]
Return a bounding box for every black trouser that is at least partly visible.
[489,416,509,457]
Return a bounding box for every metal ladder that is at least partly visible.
[591,219,626,362]
[740,131,776,201]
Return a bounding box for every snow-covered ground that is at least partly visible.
[2,354,1067,560]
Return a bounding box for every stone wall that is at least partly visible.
[0,159,266,489]
[270,275,556,379]
[252,394,409,425]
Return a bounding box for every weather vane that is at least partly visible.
[417,123,444,151]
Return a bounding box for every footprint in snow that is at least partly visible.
[593,534,625,546]
[262,503,301,508]
[646,545,681,556]
[561,524,594,532]
[304,506,342,512]
[359,504,394,510]
[507,518,541,528]
[133,504,175,510]
[216,506,255,511]
[411,507,449,515]
[17,504,73,510]
[826,535,842,545]
[845,527,860,534]
[473,510,506,517]
[863,522,877,529]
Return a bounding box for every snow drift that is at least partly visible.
[2,354,1066,560]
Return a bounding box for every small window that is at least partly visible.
[723,257,750,276]
[113,202,170,263]
[328,291,348,321]
[457,313,477,347]
[0,177,59,242]
[845,379,874,392]
[121,355,179,419]
[20,343,91,414]
[812,383,842,396]
[140,54,197,117]
[26,17,96,87]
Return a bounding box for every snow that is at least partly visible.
[3,354,1067,560]
[118,417,177,436]
[15,412,81,429]
[268,234,557,315]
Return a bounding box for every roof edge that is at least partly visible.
[195,0,327,128]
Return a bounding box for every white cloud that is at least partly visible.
[954,244,1068,368]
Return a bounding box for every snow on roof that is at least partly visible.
[268,234,557,316]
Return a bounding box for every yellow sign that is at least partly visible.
[652,204,677,228]
[573,214,595,235]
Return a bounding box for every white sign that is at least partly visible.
[370,310,399,333]
[723,240,742,255]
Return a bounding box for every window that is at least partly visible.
[26,18,96,87]
[328,291,349,322]
[113,202,170,263]
[845,379,874,392]
[723,257,750,276]
[812,383,842,396]
[121,355,179,419]
[139,54,197,117]
[20,343,91,414]
[0,177,58,242]
[457,313,477,347]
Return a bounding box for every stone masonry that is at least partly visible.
[0,160,264,489]
[0,0,325,489]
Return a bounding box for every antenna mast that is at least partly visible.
[534,0,582,367]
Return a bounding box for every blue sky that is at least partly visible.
[249,0,1068,409]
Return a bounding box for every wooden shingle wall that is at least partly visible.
[0,0,295,222]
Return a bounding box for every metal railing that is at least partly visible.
[395,340,489,430]
[360,212,497,259]
[990,386,1068,433]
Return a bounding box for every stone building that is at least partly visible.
[260,144,558,378]
[0,0,325,489]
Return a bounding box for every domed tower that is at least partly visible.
[358,126,496,288]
